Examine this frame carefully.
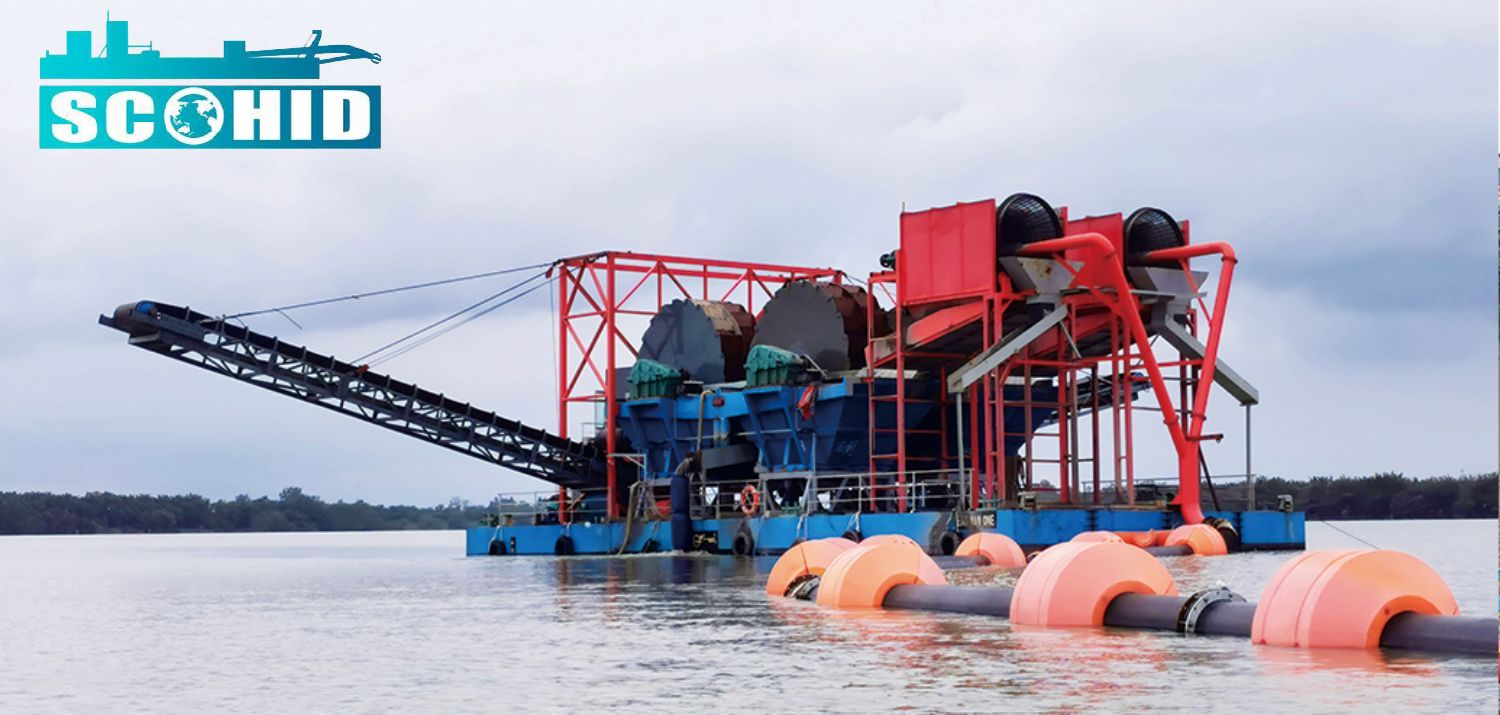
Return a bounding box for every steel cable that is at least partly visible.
[220,261,552,321]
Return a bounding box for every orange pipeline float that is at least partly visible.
[768,538,1496,657]
[1069,523,1228,557]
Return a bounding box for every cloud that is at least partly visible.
[1,1,1494,503]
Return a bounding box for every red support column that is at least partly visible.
[557,265,572,524]
[604,254,619,520]
[894,273,907,513]
[968,382,981,509]
[1091,363,1101,505]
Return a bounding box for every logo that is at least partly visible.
[40,15,381,149]
[164,88,224,145]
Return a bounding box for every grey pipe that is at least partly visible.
[930,554,989,570]
[883,584,1013,617]
[795,580,1496,657]
[1379,612,1497,656]
[1143,544,1194,557]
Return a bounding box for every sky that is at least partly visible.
[1,1,1495,506]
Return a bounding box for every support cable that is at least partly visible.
[219,261,552,322]
[363,272,555,367]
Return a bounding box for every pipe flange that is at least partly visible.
[1177,586,1245,634]
[787,576,820,601]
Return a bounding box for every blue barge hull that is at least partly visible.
[466,508,1305,556]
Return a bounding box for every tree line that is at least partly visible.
[0,487,531,536]
[0,473,1493,535]
[1248,473,1495,520]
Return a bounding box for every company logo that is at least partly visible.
[164,88,224,144]
[40,16,381,149]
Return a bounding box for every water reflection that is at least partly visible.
[0,522,1492,712]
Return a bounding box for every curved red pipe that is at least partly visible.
[1017,233,1216,524]
[1144,242,1237,525]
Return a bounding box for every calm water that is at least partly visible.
[1,520,1494,712]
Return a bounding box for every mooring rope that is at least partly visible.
[1316,519,1381,549]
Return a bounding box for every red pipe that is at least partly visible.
[1144,242,1237,524]
[1017,234,1203,523]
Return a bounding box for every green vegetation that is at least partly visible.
[0,473,1493,535]
[0,487,532,536]
[1251,473,1496,520]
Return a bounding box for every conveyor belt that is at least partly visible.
[99,301,607,490]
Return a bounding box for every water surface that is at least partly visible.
[1,520,1494,712]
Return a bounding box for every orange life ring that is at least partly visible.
[740,484,761,517]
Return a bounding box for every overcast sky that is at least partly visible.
[2,1,1495,505]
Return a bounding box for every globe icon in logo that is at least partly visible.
[163,87,224,145]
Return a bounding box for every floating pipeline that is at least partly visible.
[768,537,1496,657]
[767,527,1228,599]
[1069,523,1229,557]
[766,532,1027,599]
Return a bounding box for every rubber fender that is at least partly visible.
[816,540,948,609]
[488,539,506,556]
[1205,517,1240,552]
[1010,542,1178,627]
[1164,523,1228,556]
[936,530,962,556]
[955,532,1026,569]
[1251,550,1459,649]
[1113,530,1159,548]
[842,529,863,543]
[554,535,575,556]
[765,537,857,597]
[1070,531,1124,544]
[731,531,756,557]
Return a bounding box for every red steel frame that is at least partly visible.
[869,221,1237,524]
[992,302,1142,508]
[550,251,841,521]
[1016,235,1236,524]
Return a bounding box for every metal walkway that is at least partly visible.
[100,301,607,490]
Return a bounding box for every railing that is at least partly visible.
[696,469,970,520]
[478,470,1277,529]
[1092,473,1265,512]
[479,486,617,527]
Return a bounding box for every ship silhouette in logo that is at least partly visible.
[40,14,381,80]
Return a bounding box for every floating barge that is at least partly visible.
[102,192,1305,557]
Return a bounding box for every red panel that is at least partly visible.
[898,200,997,305]
[1063,214,1124,289]
[904,301,986,347]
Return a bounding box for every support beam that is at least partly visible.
[1153,312,1260,406]
[946,308,1066,394]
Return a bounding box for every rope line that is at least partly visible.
[364,274,556,367]
[1316,519,1381,549]
[221,261,552,321]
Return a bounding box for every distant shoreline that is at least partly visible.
[2,473,1494,536]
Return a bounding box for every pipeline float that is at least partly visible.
[767,534,1495,657]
